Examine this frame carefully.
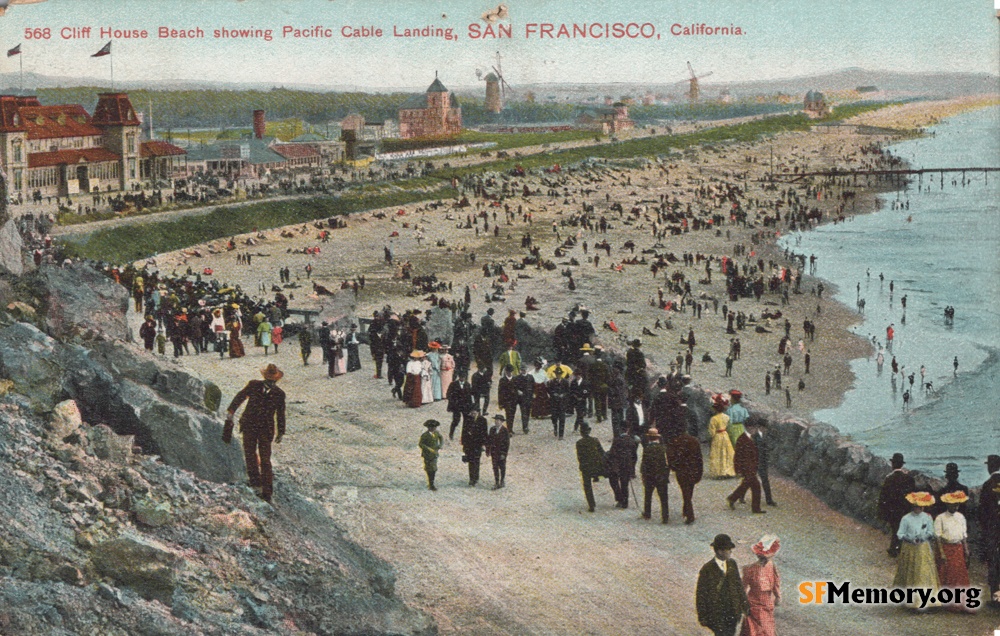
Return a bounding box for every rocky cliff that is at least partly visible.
[0,263,436,636]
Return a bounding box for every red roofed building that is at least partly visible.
[140,140,187,181]
[0,92,184,198]
[270,143,322,169]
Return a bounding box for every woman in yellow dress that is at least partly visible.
[708,393,736,478]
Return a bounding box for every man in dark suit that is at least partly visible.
[607,360,629,437]
[569,372,591,433]
[625,388,648,438]
[625,338,646,399]
[750,415,776,507]
[471,366,492,416]
[497,366,517,431]
[461,409,488,487]
[650,375,687,440]
[727,422,765,514]
[640,428,670,523]
[931,462,969,517]
[512,366,535,434]
[980,455,1000,562]
[607,429,638,509]
[878,452,916,557]
[224,364,286,503]
[589,350,610,423]
[576,423,606,512]
[696,534,749,636]
[487,414,511,489]
[547,367,570,439]
[446,375,474,440]
[667,430,704,524]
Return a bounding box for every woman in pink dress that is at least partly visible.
[741,535,781,636]
[271,323,283,354]
[439,344,455,399]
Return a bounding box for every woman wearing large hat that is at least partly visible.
[934,491,972,611]
[708,393,736,479]
[893,492,939,607]
[404,351,426,408]
[741,536,781,636]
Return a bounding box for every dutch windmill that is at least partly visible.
[678,61,713,102]
[477,51,514,113]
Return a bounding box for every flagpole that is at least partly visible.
[19,52,23,94]
[110,49,114,91]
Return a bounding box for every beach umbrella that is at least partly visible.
[546,363,573,379]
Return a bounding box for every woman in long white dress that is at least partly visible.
[421,355,434,404]
[427,342,443,400]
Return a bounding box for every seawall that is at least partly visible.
[685,388,987,547]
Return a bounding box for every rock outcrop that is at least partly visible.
[0,321,245,483]
[0,396,435,634]
[25,263,131,343]
[0,218,25,276]
[0,262,436,634]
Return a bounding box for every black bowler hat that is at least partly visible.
[944,462,960,477]
[987,455,1000,471]
[890,453,905,468]
[711,534,736,550]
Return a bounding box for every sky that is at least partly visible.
[0,0,997,90]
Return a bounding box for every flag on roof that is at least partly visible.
[7,44,20,57]
[91,41,111,57]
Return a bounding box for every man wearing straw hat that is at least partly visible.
[224,364,287,503]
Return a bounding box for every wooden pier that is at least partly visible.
[763,167,999,183]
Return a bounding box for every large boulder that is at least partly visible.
[29,264,129,343]
[89,341,212,413]
[85,378,245,484]
[0,321,243,482]
[90,533,182,605]
[0,218,24,276]
[0,322,64,411]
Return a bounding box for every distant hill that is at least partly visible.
[472,69,999,103]
[3,68,996,99]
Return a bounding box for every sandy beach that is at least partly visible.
[123,97,997,634]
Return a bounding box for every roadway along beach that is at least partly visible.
[130,97,996,634]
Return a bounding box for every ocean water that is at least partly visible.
[780,105,1000,484]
